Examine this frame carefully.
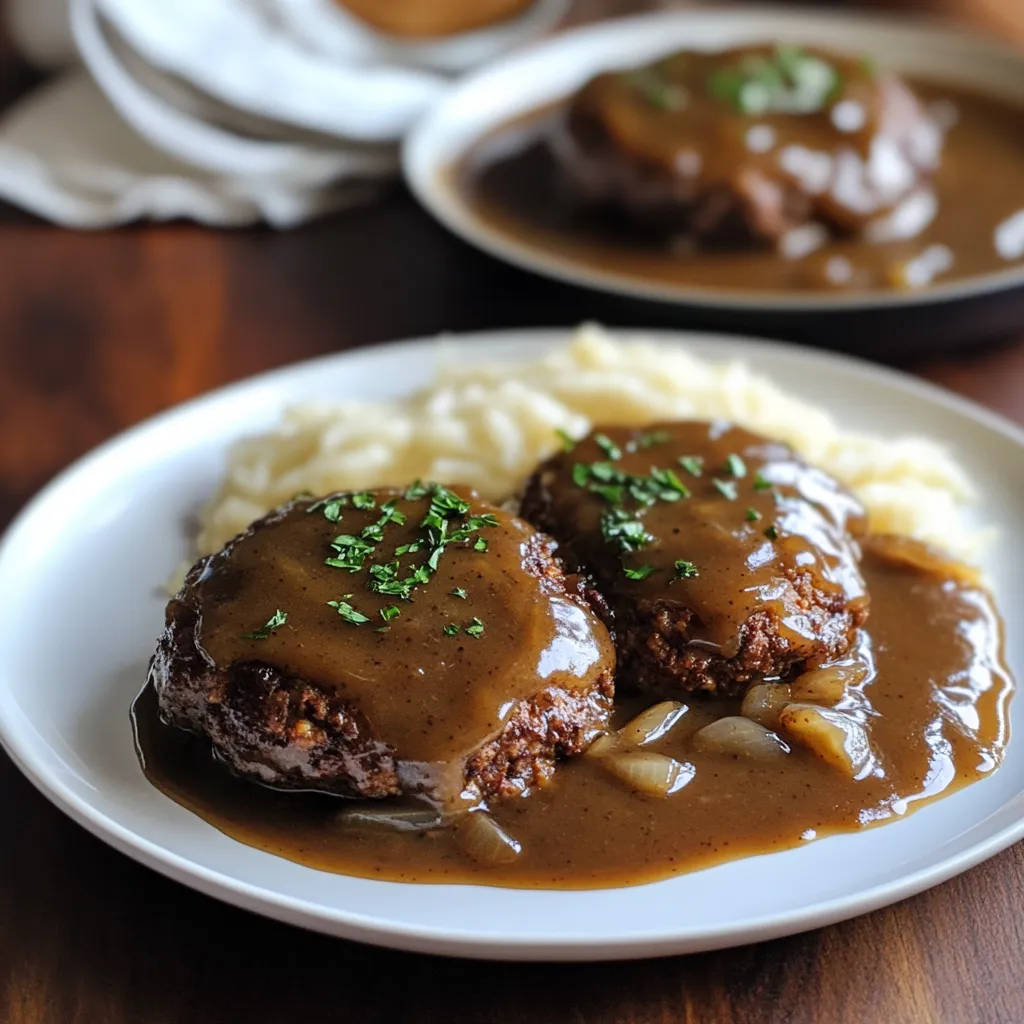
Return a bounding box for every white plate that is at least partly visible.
[0,328,1022,961]
[404,7,1024,314]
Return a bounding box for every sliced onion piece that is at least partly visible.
[779,703,876,777]
[336,805,443,833]
[458,811,522,866]
[863,533,982,587]
[585,733,619,759]
[790,664,866,706]
[740,683,792,728]
[692,716,789,760]
[617,701,689,747]
[600,752,695,797]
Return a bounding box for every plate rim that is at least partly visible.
[403,5,1024,314]
[1,325,1023,961]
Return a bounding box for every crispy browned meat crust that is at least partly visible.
[520,472,865,698]
[149,506,613,802]
[614,572,866,698]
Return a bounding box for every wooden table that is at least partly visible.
[1,4,1023,1022]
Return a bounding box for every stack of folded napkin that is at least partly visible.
[0,0,566,227]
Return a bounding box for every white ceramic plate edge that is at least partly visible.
[1,327,1023,961]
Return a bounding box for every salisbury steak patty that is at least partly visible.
[149,485,615,807]
[521,421,869,697]
[557,45,942,248]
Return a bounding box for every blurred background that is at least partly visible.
[0,0,1021,518]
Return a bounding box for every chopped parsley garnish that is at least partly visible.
[765,524,780,541]
[753,472,773,492]
[473,537,488,553]
[572,463,591,488]
[443,623,460,636]
[725,454,747,478]
[450,587,468,600]
[623,564,657,581]
[242,609,287,640]
[328,599,369,625]
[673,560,700,581]
[464,617,485,639]
[595,434,623,461]
[403,480,430,501]
[375,626,390,633]
[649,467,691,501]
[678,456,704,477]
[707,45,841,116]
[556,428,576,452]
[351,492,376,510]
[379,605,401,623]
[745,507,762,523]
[624,67,687,112]
[637,430,670,449]
[322,501,345,523]
[601,507,654,554]
[712,478,738,501]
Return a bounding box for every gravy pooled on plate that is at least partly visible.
[136,420,1014,888]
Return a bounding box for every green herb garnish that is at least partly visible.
[765,524,780,541]
[649,466,691,501]
[595,434,623,461]
[673,560,700,581]
[379,605,401,623]
[322,500,345,523]
[328,600,369,625]
[625,68,688,112]
[451,587,468,600]
[464,617,485,639]
[707,45,840,116]
[753,472,773,492]
[556,428,576,452]
[351,492,376,510]
[473,537,488,552]
[725,454,747,478]
[601,507,654,554]
[242,609,287,640]
[443,624,460,636]
[745,507,762,523]
[678,456,704,477]
[637,430,671,449]
[712,478,738,501]
[623,564,657,581]
[403,480,430,501]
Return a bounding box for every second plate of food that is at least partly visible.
[0,325,1021,960]
[404,9,1024,352]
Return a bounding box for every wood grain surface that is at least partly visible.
[1,2,1023,1022]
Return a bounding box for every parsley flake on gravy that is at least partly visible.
[725,454,747,478]
[672,560,700,581]
[623,564,657,581]
[329,600,370,625]
[712,478,738,501]
[242,609,288,640]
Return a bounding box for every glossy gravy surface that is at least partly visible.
[135,547,1012,889]
[193,490,610,764]
[457,80,1024,294]
[532,422,867,659]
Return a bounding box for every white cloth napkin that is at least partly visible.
[0,0,565,228]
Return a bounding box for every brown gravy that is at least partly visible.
[134,547,1012,889]
[456,79,1024,294]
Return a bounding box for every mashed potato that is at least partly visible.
[197,324,985,562]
